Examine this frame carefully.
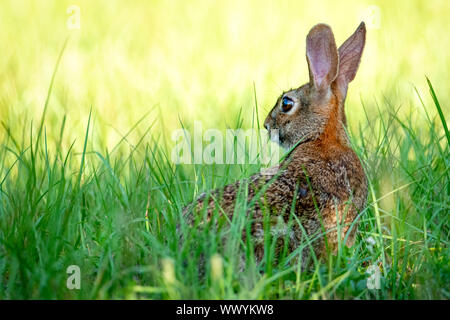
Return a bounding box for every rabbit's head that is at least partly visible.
[264,23,366,150]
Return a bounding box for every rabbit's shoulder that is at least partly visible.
[288,142,367,208]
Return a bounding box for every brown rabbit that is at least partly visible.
[182,22,368,265]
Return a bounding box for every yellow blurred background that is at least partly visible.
[0,0,448,152]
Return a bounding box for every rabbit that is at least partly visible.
[181,22,368,267]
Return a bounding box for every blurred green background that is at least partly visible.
[0,0,448,153]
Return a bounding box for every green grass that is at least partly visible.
[0,74,448,299]
[0,0,449,299]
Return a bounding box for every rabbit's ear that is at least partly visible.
[306,24,339,92]
[335,22,366,99]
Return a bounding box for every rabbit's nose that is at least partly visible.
[264,123,270,131]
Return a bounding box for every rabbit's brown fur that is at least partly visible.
[182,23,368,265]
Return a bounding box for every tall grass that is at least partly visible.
[0,75,447,299]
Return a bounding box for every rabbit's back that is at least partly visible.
[182,140,367,263]
[250,141,367,261]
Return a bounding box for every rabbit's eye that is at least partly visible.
[281,97,294,112]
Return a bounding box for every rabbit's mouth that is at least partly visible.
[269,128,280,144]
[269,129,291,150]
[266,124,290,149]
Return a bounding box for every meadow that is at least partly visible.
[0,0,448,299]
